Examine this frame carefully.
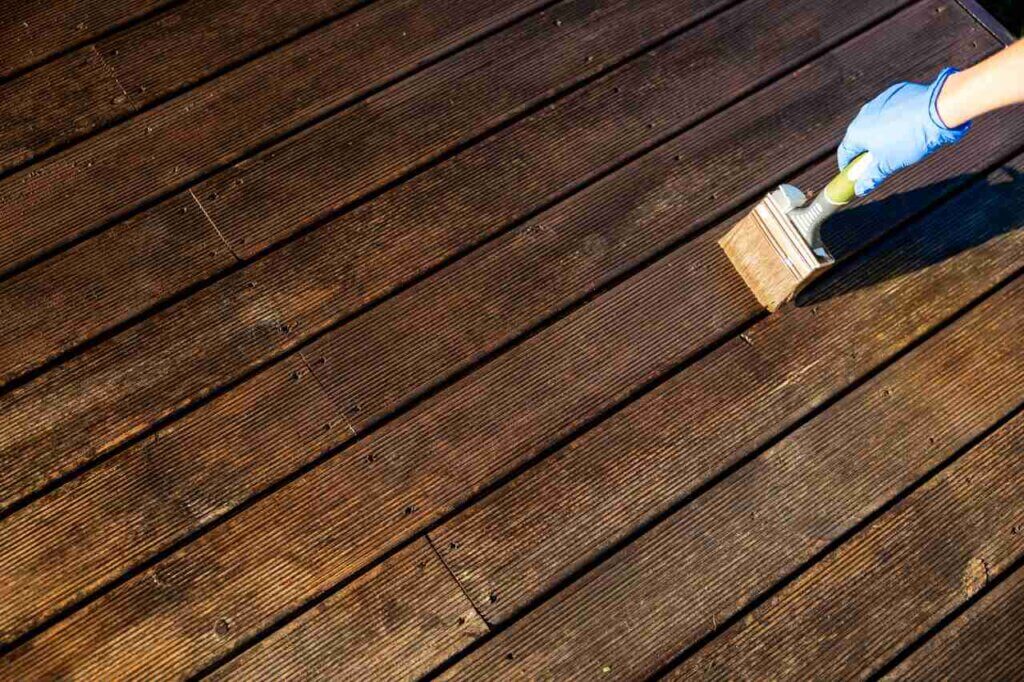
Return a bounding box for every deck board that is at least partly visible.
[0,0,174,77]
[0,355,344,643]
[0,0,907,511]
[437,262,1024,681]
[430,139,1024,624]
[0,0,555,280]
[206,539,490,681]
[0,0,561,385]
[667,407,1024,680]
[0,0,375,175]
[886,555,1024,679]
[1,0,1021,678]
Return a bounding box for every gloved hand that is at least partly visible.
[838,67,971,196]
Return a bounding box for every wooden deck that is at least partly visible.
[0,0,1021,678]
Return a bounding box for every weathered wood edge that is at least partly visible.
[955,0,1016,44]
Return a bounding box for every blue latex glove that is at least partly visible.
[838,68,971,196]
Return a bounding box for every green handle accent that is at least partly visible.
[823,152,873,205]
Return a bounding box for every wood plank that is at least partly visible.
[0,271,294,514]
[0,0,921,509]
[669,410,1024,680]
[436,258,1024,681]
[0,46,134,173]
[0,0,366,175]
[206,539,489,681]
[0,8,1006,674]
[0,193,234,382]
[99,0,365,104]
[0,0,172,77]
[1,539,487,680]
[0,0,718,384]
[0,355,346,643]
[955,0,1018,45]
[886,562,1024,679]
[301,2,998,432]
[194,0,908,255]
[430,151,1024,625]
[0,0,971,645]
[0,0,560,276]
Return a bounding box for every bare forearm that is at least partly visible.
[937,40,1024,128]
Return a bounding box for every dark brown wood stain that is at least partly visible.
[1,0,1021,678]
[0,0,930,510]
[667,410,1024,680]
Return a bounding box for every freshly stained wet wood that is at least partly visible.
[1,19,1009,676]
[1,1,1020,678]
[887,560,1024,679]
[99,0,366,103]
[0,1,975,647]
[207,539,489,681]
[0,46,134,173]
[669,410,1024,680]
[0,0,705,385]
[0,0,929,510]
[430,139,1024,624]
[0,0,367,174]
[304,0,955,429]
[0,0,172,77]
[0,356,346,644]
[0,0,556,277]
[437,272,1024,681]
[198,0,868,255]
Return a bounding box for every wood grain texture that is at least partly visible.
[0,268,293,514]
[0,0,172,77]
[0,0,556,277]
[431,93,1024,627]
[437,263,1024,682]
[302,0,953,432]
[0,0,366,175]
[0,356,347,644]
[0,45,133,173]
[887,561,1024,679]
[0,0,913,510]
[1,2,1016,678]
[0,10,1006,674]
[0,0,715,385]
[191,0,727,256]
[0,0,962,645]
[206,539,489,681]
[99,0,363,103]
[0,193,232,384]
[0,540,486,680]
[670,411,1024,680]
[0,179,756,677]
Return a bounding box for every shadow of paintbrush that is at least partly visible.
[799,165,1024,306]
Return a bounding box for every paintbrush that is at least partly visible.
[719,153,873,311]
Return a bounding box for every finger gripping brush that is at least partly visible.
[719,153,873,312]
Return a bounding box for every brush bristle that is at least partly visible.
[719,200,832,312]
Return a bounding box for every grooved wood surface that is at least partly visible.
[886,557,1024,680]
[0,0,373,175]
[0,0,729,382]
[0,0,914,513]
[438,252,1024,681]
[2,0,1022,678]
[209,539,490,681]
[0,0,173,77]
[668,410,1024,680]
[0,0,561,277]
[431,145,1024,624]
